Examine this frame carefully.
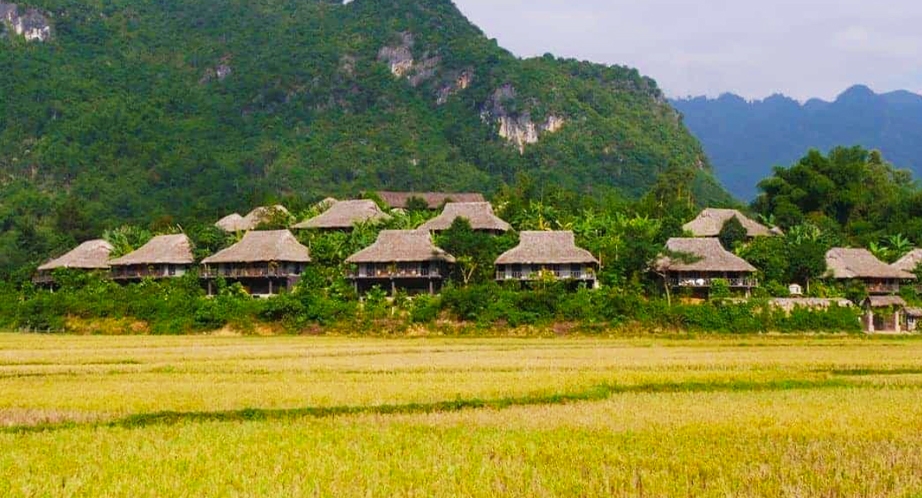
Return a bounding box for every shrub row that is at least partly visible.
[0,272,863,335]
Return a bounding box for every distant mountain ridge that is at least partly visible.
[672,85,922,199]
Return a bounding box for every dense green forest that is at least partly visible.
[0,0,730,276]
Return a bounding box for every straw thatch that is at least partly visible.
[655,238,757,273]
[825,248,916,280]
[109,234,194,266]
[215,205,290,232]
[202,230,310,264]
[419,202,511,232]
[495,231,598,265]
[377,191,485,209]
[769,298,853,313]
[316,197,338,210]
[905,307,922,318]
[215,213,248,232]
[346,230,456,264]
[37,240,113,271]
[293,200,391,230]
[683,208,774,238]
[892,249,922,273]
[865,295,908,308]
[243,205,289,227]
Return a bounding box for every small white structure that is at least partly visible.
[788,284,804,296]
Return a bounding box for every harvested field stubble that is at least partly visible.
[2,333,922,496]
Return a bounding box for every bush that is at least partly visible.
[410,295,441,324]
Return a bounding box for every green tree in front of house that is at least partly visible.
[718,216,747,251]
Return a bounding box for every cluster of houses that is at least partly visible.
[32,195,922,333]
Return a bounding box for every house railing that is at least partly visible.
[867,282,901,294]
[202,267,301,278]
[496,271,596,281]
[351,269,443,279]
[111,267,183,279]
[668,277,759,288]
[32,273,54,284]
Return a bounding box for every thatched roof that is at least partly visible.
[346,230,455,264]
[683,208,774,238]
[293,200,391,230]
[109,234,194,266]
[377,191,485,209]
[825,248,916,280]
[865,295,908,308]
[243,205,289,227]
[37,240,114,271]
[769,298,853,312]
[495,231,598,265]
[202,230,310,264]
[215,213,248,232]
[905,307,922,318]
[215,205,290,232]
[419,202,511,232]
[655,238,757,273]
[316,197,338,210]
[892,249,922,273]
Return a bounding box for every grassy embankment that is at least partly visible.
[2,334,922,496]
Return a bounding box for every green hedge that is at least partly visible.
[2,273,862,335]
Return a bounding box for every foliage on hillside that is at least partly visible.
[0,0,725,275]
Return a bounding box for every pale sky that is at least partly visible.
[452,0,922,101]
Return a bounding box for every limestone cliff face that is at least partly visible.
[437,70,473,105]
[0,2,51,42]
[378,32,451,91]
[377,31,444,87]
[481,84,565,153]
[378,32,416,77]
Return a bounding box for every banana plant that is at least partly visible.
[868,241,890,263]
[886,233,913,259]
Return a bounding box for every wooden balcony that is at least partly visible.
[496,270,596,282]
[111,266,187,280]
[350,263,444,280]
[202,267,302,279]
[32,273,54,284]
[867,282,901,294]
[667,277,759,288]
[351,270,444,280]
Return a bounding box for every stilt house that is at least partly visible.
[109,234,195,281]
[346,230,455,295]
[420,202,511,234]
[201,230,310,296]
[494,231,599,288]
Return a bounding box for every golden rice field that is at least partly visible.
[3,333,922,497]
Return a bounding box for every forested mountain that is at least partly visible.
[0,0,728,274]
[673,86,922,199]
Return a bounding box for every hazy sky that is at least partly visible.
[452,0,922,101]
